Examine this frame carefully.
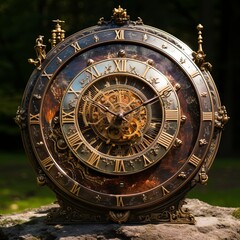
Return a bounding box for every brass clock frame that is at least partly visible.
[15,6,229,224]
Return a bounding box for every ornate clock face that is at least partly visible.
[17,7,229,223]
[60,57,181,175]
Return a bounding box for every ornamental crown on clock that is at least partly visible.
[15,6,229,224]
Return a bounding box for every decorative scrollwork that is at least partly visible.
[14,106,27,129]
[28,35,46,70]
[169,204,195,224]
[199,165,209,185]
[138,199,195,224]
[108,210,130,223]
[215,105,230,129]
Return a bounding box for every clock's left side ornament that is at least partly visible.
[14,19,66,182]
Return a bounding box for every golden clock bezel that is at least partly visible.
[60,57,181,175]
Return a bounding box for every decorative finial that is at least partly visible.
[28,35,46,69]
[97,6,143,26]
[112,5,130,25]
[192,24,212,71]
[197,24,204,52]
[49,19,65,48]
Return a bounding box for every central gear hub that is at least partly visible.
[87,88,148,143]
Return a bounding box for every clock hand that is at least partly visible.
[84,96,130,123]
[84,96,119,117]
[122,95,160,117]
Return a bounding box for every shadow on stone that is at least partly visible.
[0,199,239,240]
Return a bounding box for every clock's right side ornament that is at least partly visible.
[192,23,230,174]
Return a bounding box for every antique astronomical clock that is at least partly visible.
[15,6,229,224]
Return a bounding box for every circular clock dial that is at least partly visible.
[60,58,180,174]
[21,20,222,214]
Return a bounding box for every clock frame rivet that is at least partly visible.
[174,83,181,91]
[118,49,126,57]
[87,59,95,66]
[181,115,187,124]
[146,59,154,65]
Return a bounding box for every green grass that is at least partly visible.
[187,158,240,208]
[188,185,240,207]
[0,152,239,215]
[0,152,56,214]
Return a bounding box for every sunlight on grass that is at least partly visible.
[8,194,55,213]
[0,152,56,214]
